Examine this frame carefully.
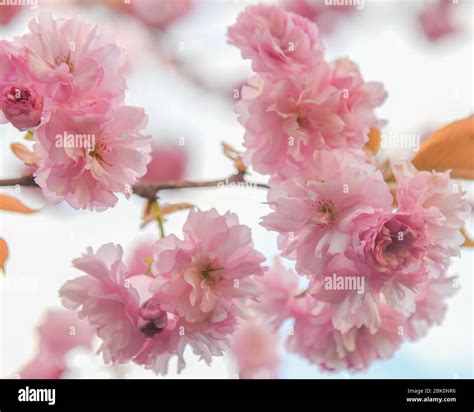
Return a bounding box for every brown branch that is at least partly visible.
[0,173,269,200]
[132,172,269,199]
[0,175,36,187]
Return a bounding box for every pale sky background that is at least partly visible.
[0,0,473,379]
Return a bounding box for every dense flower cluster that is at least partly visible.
[229,5,386,177]
[229,4,470,372]
[0,13,151,210]
[60,209,265,374]
[11,4,469,378]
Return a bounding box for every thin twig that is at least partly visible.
[0,175,36,187]
[0,173,269,201]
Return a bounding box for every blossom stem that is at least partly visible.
[132,172,269,199]
[0,175,36,187]
[0,173,269,200]
[153,200,166,238]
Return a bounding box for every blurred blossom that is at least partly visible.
[418,0,457,42]
[18,309,94,379]
[126,239,154,277]
[231,319,281,379]
[139,143,188,185]
[281,0,355,35]
[106,0,193,31]
[0,4,22,26]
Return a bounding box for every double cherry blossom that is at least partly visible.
[1,13,151,210]
[60,210,265,374]
[228,4,470,372]
[2,5,469,376]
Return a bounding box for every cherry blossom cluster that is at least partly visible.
[59,209,265,374]
[228,4,470,371]
[6,4,469,379]
[0,13,151,210]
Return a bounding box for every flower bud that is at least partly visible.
[2,85,43,130]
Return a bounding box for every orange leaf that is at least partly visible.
[222,142,246,173]
[365,128,381,155]
[412,115,474,177]
[0,238,9,274]
[0,194,36,214]
[160,203,194,216]
[462,228,474,247]
[11,143,37,165]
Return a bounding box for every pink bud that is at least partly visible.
[138,296,168,337]
[2,85,43,130]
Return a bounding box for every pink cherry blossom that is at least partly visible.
[228,4,324,78]
[0,4,22,26]
[60,243,146,364]
[231,319,281,379]
[281,0,356,35]
[253,257,302,330]
[150,208,266,324]
[125,0,193,31]
[347,211,430,315]
[418,0,456,42]
[2,84,43,130]
[0,40,21,86]
[126,239,154,277]
[11,13,127,115]
[60,240,247,375]
[0,44,45,131]
[358,213,428,277]
[308,254,382,334]
[18,309,94,379]
[37,309,95,358]
[17,355,65,379]
[138,143,188,185]
[405,274,458,341]
[137,295,169,337]
[262,150,392,276]
[235,59,386,176]
[287,299,404,371]
[33,104,151,210]
[135,312,238,375]
[393,160,470,277]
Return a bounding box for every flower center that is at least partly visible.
[296,106,311,128]
[200,263,224,282]
[138,297,168,338]
[373,218,425,271]
[88,138,113,165]
[54,51,74,73]
[314,199,338,227]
